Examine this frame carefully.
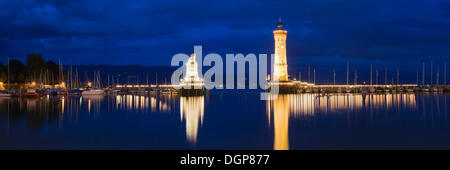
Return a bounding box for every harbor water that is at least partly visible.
[0,92,449,149]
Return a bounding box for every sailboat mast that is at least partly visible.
[416,67,419,85]
[370,64,373,85]
[299,72,301,82]
[375,69,379,85]
[445,62,447,85]
[333,69,336,85]
[430,61,433,85]
[111,74,113,87]
[107,74,110,88]
[422,62,425,85]
[75,68,78,88]
[98,70,101,88]
[308,66,311,82]
[437,67,440,85]
[346,61,349,85]
[7,58,10,91]
[313,68,316,84]
[93,71,96,88]
[396,70,399,85]
[58,59,61,84]
[384,68,387,85]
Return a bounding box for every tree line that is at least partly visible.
[0,54,62,85]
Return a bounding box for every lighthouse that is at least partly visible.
[273,18,288,82]
[182,53,202,83]
[180,53,204,96]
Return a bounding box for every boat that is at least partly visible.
[129,89,138,94]
[46,88,58,96]
[82,70,104,95]
[160,88,173,94]
[421,87,430,92]
[345,88,352,93]
[413,87,421,92]
[69,89,83,95]
[148,89,157,95]
[0,91,12,97]
[57,88,68,95]
[82,89,105,95]
[313,88,319,93]
[24,88,42,98]
[137,89,147,94]
[337,88,343,93]
[305,88,313,93]
[117,89,128,95]
[320,88,327,93]
[108,89,120,94]
[432,87,439,92]
[369,87,376,93]
[360,87,368,93]
[407,88,414,93]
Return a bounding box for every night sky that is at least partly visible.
[1,0,449,81]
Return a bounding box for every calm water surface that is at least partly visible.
[0,92,449,149]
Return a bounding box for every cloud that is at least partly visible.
[0,0,449,65]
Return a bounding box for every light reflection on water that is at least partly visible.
[113,95,175,113]
[267,94,418,118]
[0,93,448,149]
[266,93,445,150]
[180,96,205,145]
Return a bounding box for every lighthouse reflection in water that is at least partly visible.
[0,93,449,149]
[266,93,419,150]
[180,96,204,145]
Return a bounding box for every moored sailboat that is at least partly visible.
[82,89,104,95]
[82,70,104,95]
[0,91,12,97]
[24,88,42,98]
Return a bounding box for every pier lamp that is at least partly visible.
[61,82,65,88]
[88,82,92,87]
[31,81,36,86]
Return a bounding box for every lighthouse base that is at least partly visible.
[180,88,204,96]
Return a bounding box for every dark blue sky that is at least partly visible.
[0,0,449,69]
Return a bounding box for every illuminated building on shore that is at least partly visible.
[273,18,288,82]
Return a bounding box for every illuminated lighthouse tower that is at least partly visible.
[273,18,288,82]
